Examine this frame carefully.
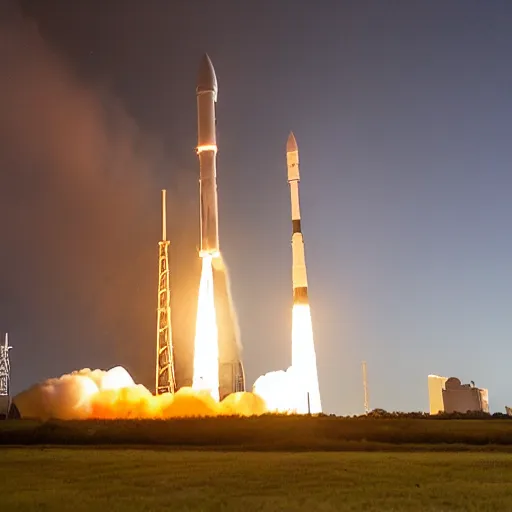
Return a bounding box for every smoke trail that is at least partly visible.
[212,254,246,398]
[212,255,244,356]
[0,6,177,389]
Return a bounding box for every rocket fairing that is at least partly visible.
[196,54,220,257]
[286,132,309,305]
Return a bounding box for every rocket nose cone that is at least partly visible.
[286,131,298,153]
[197,53,218,94]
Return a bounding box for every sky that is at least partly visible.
[1,0,512,415]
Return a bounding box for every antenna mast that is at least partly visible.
[0,333,12,398]
[155,190,176,394]
[362,360,369,414]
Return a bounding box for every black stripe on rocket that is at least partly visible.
[293,286,309,304]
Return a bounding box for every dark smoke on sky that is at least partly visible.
[0,5,201,392]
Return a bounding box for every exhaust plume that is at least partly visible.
[291,304,322,414]
[192,255,220,401]
[252,306,322,414]
[253,366,300,414]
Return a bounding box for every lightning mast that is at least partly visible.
[155,190,176,395]
[0,334,12,399]
[362,360,369,414]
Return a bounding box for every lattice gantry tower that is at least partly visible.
[0,334,12,398]
[155,190,176,395]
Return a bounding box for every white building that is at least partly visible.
[428,375,489,414]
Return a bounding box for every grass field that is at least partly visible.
[2,416,512,449]
[0,449,511,511]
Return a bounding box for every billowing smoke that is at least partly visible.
[14,366,267,420]
[213,255,243,356]
[253,367,302,413]
[0,6,196,389]
[252,304,323,414]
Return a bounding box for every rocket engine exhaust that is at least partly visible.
[192,255,220,402]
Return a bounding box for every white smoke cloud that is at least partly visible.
[14,366,268,420]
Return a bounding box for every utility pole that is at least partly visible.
[362,360,369,414]
[155,190,176,395]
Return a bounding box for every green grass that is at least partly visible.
[2,416,512,450]
[0,449,511,511]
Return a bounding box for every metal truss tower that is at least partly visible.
[155,190,176,395]
[362,360,370,414]
[0,333,12,398]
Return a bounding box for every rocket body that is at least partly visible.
[286,132,323,414]
[196,54,220,257]
[286,132,308,304]
[193,54,246,399]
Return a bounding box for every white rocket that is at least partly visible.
[286,132,309,304]
[196,54,220,257]
[286,133,323,414]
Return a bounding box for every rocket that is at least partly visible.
[286,132,309,304]
[195,54,246,397]
[286,133,323,415]
[196,54,220,257]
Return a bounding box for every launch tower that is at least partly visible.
[0,334,12,411]
[155,190,176,395]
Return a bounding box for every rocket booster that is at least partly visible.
[196,54,220,257]
[286,132,309,304]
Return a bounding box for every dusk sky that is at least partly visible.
[1,1,512,414]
